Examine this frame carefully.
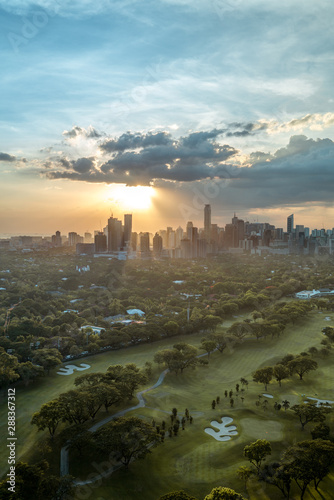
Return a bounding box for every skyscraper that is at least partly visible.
[204,204,211,242]
[287,214,294,234]
[153,232,163,256]
[123,214,132,248]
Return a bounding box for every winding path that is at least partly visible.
[60,368,169,482]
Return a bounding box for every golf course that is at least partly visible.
[1,308,334,499]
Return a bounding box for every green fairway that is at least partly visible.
[1,310,334,500]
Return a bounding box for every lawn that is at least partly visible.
[1,310,334,500]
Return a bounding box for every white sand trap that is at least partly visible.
[262,394,274,398]
[57,364,91,375]
[305,396,334,407]
[325,317,331,321]
[205,417,238,441]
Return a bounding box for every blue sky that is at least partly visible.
[1,0,334,234]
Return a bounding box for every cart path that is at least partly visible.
[60,368,170,480]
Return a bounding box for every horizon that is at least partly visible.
[1,1,334,235]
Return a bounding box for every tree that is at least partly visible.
[31,399,64,438]
[58,390,90,425]
[240,378,248,390]
[0,349,19,388]
[259,462,291,499]
[282,439,334,498]
[291,402,331,430]
[158,491,198,500]
[243,439,272,475]
[287,356,318,380]
[31,348,63,374]
[311,423,331,440]
[273,364,289,387]
[154,343,198,374]
[17,361,44,385]
[282,400,290,411]
[0,460,49,500]
[93,416,158,468]
[201,339,217,359]
[204,486,246,500]
[210,332,232,353]
[252,367,273,391]
[236,466,254,489]
[164,321,179,337]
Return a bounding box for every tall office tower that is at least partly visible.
[84,232,93,243]
[153,232,163,256]
[275,228,284,240]
[180,238,191,259]
[263,229,272,247]
[232,213,238,226]
[169,230,176,249]
[224,224,238,248]
[131,232,138,251]
[140,232,150,254]
[198,238,207,258]
[166,227,173,248]
[186,221,193,242]
[204,204,211,241]
[295,225,304,237]
[191,227,198,258]
[108,216,122,252]
[68,232,79,247]
[175,226,184,247]
[211,224,219,245]
[304,227,310,238]
[94,232,107,253]
[237,219,245,241]
[287,214,294,234]
[159,230,167,248]
[52,230,62,246]
[123,214,132,247]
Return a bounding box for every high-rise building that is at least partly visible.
[287,214,294,234]
[191,227,198,258]
[108,216,122,252]
[186,221,193,242]
[181,238,191,259]
[84,232,93,243]
[204,204,211,242]
[52,230,62,246]
[153,232,163,256]
[68,232,81,247]
[175,226,183,247]
[140,232,150,253]
[123,214,132,248]
[94,232,107,253]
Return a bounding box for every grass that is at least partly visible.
[1,310,334,500]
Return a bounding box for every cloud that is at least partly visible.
[63,125,102,140]
[100,131,173,153]
[0,153,17,162]
[226,113,334,138]
[45,129,238,185]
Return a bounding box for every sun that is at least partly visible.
[104,184,155,210]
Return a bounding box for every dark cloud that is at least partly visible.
[0,152,16,162]
[43,131,334,212]
[46,129,238,185]
[100,131,173,153]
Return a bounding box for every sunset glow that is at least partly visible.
[104,185,155,211]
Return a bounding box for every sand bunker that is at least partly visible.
[262,393,274,398]
[57,364,91,375]
[205,417,238,441]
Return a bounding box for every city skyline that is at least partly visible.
[1,2,334,234]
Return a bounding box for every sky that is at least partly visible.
[1,0,334,236]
